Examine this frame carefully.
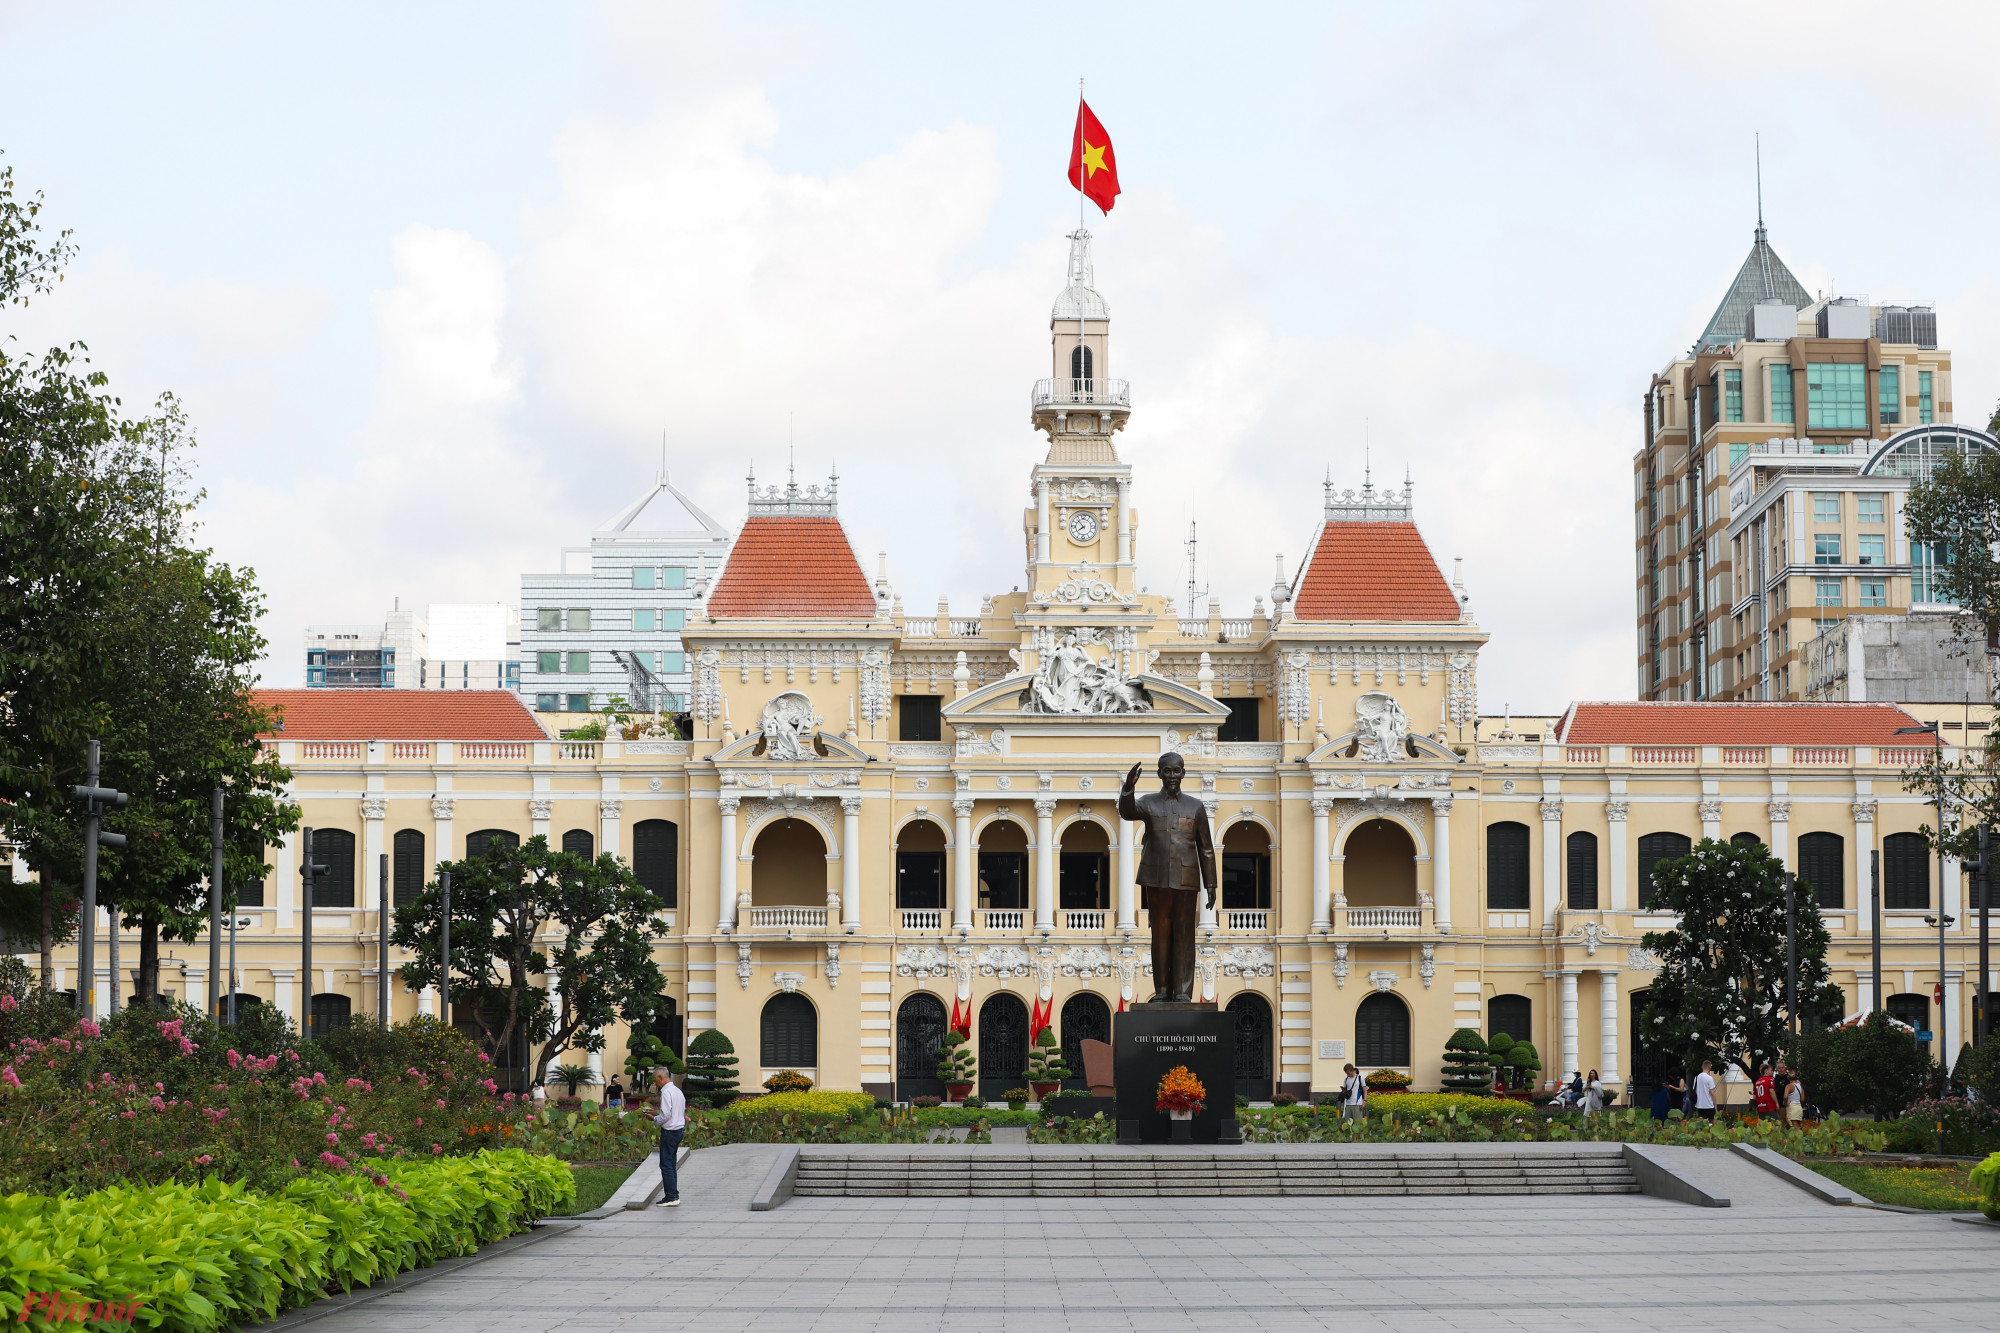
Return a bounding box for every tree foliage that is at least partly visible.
[1639,838,1842,1082]
[1791,1011,1935,1117]
[392,835,670,1087]
[1439,1027,1493,1095]
[1902,443,2000,638]
[684,1027,740,1104]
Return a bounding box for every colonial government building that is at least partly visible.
[36,234,1988,1103]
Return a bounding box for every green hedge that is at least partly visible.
[714,1091,876,1123]
[0,1149,571,1330]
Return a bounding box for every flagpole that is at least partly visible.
[1077,77,1088,401]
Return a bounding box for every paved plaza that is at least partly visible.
[295,1145,2000,1333]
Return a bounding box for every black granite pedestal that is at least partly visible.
[1112,1003,1242,1145]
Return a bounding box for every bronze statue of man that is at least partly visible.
[1119,754,1217,1003]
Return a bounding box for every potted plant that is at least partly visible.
[1365,1068,1412,1092]
[763,1069,813,1094]
[1156,1065,1206,1144]
[937,1030,977,1102]
[1003,1086,1030,1111]
[1024,1027,1071,1101]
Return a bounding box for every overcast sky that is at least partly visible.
[6,0,1998,711]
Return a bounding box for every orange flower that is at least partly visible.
[1155,1065,1205,1114]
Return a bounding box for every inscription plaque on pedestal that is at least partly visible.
[1113,1005,1238,1144]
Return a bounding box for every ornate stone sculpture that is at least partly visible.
[1354,691,1410,761]
[757,691,823,762]
[1020,631,1153,714]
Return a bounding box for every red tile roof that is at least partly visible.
[1556,702,1938,747]
[1291,522,1462,622]
[706,515,877,619]
[256,690,549,740]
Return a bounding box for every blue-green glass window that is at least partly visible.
[566,694,590,712]
[1858,534,1884,565]
[661,609,685,631]
[1857,493,1885,524]
[1913,541,1949,604]
[1815,578,1842,607]
[1879,365,1900,425]
[537,650,560,674]
[662,567,687,589]
[1813,493,1841,523]
[634,608,656,632]
[1858,579,1887,608]
[1770,365,1795,423]
[536,693,559,712]
[661,651,686,674]
[1723,368,1743,422]
[1919,370,1934,424]
[1814,534,1842,564]
[632,566,656,590]
[566,650,590,674]
[1729,441,1749,469]
[1807,363,1867,429]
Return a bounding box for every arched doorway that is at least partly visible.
[1227,992,1273,1100]
[978,992,1029,1102]
[751,819,829,908]
[1629,989,1677,1102]
[1221,823,1272,911]
[977,820,1028,913]
[1059,992,1110,1090]
[896,819,947,909]
[309,992,351,1038]
[649,995,682,1060]
[760,992,818,1071]
[1343,820,1416,907]
[1058,821,1109,910]
[1354,992,1410,1068]
[897,993,948,1101]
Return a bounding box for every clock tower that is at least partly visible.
[1024,230,1143,610]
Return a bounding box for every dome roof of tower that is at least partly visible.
[1053,284,1109,322]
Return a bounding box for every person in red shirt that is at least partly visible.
[1753,1062,1779,1116]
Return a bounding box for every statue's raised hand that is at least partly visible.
[1124,762,1143,790]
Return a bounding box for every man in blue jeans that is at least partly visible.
[651,1068,686,1207]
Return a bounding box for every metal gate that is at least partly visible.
[1060,992,1110,1090]
[1228,992,1273,1100]
[896,993,947,1100]
[978,993,1029,1102]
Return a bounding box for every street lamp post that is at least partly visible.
[226,913,253,1026]
[70,740,128,1020]
[209,789,224,1022]
[439,869,452,1026]
[1898,721,1954,1071]
[378,852,390,1025]
[298,827,327,1043]
[1785,870,1798,1039]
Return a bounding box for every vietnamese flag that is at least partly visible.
[1029,995,1051,1043]
[1068,99,1120,214]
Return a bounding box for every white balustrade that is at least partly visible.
[1346,907,1420,930]
[1219,619,1253,638]
[979,909,1026,931]
[1063,909,1107,931]
[747,906,827,929]
[555,741,598,760]
[1224,909,1270,931]
[389,741,433,760]
[899,909,944,932]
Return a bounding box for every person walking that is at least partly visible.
[1339,1064,1368,1121]
[605,1078,625,1111]
[651,1067,686,1208]
[1752,1063,1778,1118]
[1784,1071,1805,1124]
[1583,1069,1605,1115]
[1692,1060,1719,1121]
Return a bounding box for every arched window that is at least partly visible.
[309,992,351,1037]
[978,992,1029,1102]
[896,993,948,1100]
[1060,992,1110,1091]
[1797,831,1845,910]
[977,821,1029,911]
[1636,832,1692,909]
[219,992,262,1024]
[896,820,946,910]
[1488,994,1531,1047]
[1222,823,1272,910]
[1355,993,1411,1068]
[310,828,355,908]
[392,829,425,908]
[1345,820,1417,907]
[1069,342,1093,383]
[1566,831,1598,910]
[633,820,678,908]
[1883,831,1930,910]
[1731,831,1763,847]
[1885,994,1929,1041]
[465,828,520,861]
[1226,992,1273,1100]
[751,820,826,907]
[760,993,818,1069]
[1059,820,1110,910]
[1487,822,1530,910]
[561,829,594,858]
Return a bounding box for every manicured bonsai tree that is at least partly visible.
[684,1027,741,1105]
[936,1030,977,1094]
[1440,1028,1493,1095]
[1506,1039,1542,1090]
[1024,1027,1071,1088]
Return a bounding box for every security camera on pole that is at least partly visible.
[70,740,129,1019]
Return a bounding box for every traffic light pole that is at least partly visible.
[210,789,224,1021]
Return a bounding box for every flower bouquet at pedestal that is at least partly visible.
[1155,1065,1206,1130]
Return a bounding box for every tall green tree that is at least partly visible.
[1639,837,1843,1083]
[1902,444,2000,640]
[393,835,670,1086]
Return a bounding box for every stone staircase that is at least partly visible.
[791,1149,1641,1198]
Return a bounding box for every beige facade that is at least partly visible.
[30,233,1995,1104]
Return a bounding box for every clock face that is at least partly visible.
[1068,510,1100,543]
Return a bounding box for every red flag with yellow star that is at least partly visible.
[1068,99,1120,213]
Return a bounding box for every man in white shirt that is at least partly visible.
[1692,1060,1718,1121]
[652,1068,687,1207]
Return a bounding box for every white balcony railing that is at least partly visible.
[1879,746,1933,766]
[899,909,944,932]
[389,741,432,760]
[1219,619,1253,638]
[1031,377,1130,409]
[464,741,529,760]
[1346,907,1421,930]
[1178,620,1206,637]
[1224,909,1270,931]
[555,741,598,760]
[1631,746,1695,764]
[979,909,1026,931]
[1722,746,1767,764]
[1793,746,1850,765]
[747,906,826,929]
[301,741,361,759]
[1064,909,1107,931]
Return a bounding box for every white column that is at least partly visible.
[1768,801,1790,868]
[362,801,386,936]
[840,795,862,933]
[1943,975,1959,1067]
[716,796,741,933]
[1606,802,1629,910]
[1035,480,1051,564]
[1116,812,1136,930]
[1599,969,1620,1083]
[273,968,296,1028]
[587,1049,603,1084]
[275,827,297,930]
[1559,970,1580,1085]
[1034,796,1057,931]
[431,796,455,878]
[1943,852,1961,921]
[418,984,435,1017]
[1310,796,1332,931]
[1540,797,1563,931]
[952,798,975,931]
[1699,797,1721,842]
[1855,970,1874,1015]
[600,795,622,863]
[1115,478,1131,564]
[1852,803,1874,915]
[186,968,207,1018]
[1431,794,1453,934]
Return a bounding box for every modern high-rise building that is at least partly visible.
[518,473,731,722]
[303,603,519,690]
[1634,211,1992,701]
